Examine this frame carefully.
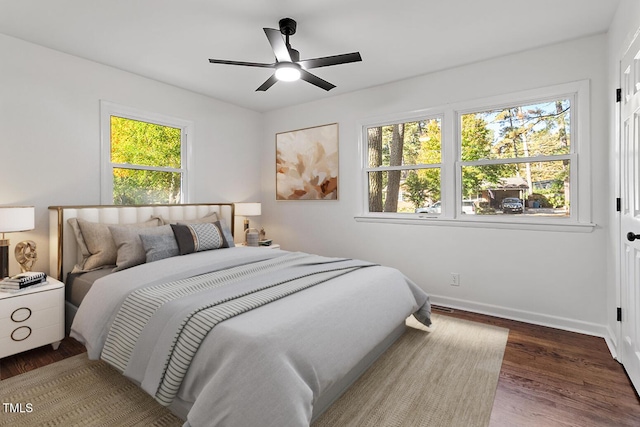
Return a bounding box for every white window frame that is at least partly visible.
[361,110,445,216]
[356,80,594,232]
[100,100,194,205]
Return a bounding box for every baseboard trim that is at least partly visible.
[430,295,610,341]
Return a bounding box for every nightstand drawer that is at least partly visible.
[0,306,61,337]
[0,286,62,319]
[0,323,63,358]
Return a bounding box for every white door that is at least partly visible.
[620,32,640,393]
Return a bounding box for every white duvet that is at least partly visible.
[71,247,431,427]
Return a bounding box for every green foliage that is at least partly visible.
[401,119,442,209]
[460,115,511,198]
[404,170,439,209]
[110,116,182,205]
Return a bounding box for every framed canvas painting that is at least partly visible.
[276,123,339,200]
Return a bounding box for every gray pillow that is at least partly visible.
[109,224,174,271]
[214,219,235,248]
[68,218,92,272]
[140,232,180,263]
[72,217,162,272]
[160,211,219,225]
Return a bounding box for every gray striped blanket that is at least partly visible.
[100,252,376,407]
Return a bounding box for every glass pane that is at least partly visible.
[113,168,181,205]
[461,99,570,161]
[367,118,441,167]
[368,168,440,213]
[111,116,181,168]
[461,160,570,217]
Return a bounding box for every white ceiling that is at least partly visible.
[0,0,619,112]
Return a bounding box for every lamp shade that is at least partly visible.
[235,203,261,217]
[0,206,35,233]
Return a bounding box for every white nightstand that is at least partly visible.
[0,277,65,358]
[238,243,280,249]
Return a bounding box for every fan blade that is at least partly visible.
[264,28,292,62]
[298,52,362,70]
[256,74,278,92]
[299,70,335,91]
[209,59,274,68]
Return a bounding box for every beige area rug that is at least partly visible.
[312,313,509,427]
[0,313,507,427]
[0,353,182,427]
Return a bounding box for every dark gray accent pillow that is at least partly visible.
[140,232,180,263]
[171,223,223,255]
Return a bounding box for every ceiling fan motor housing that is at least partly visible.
[279,18,297,36]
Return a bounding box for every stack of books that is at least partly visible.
[0,272,47,292]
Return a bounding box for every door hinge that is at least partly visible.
[617,197,621,212]
[617,307,622,322]
[616,88,622,103]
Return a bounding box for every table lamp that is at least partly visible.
[0,206,35,278]
[234,203,261,246]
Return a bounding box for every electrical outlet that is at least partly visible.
[450,273,460,286]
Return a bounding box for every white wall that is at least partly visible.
[0,33,263,275]
[262,34,610,337]
[606,0,640,355]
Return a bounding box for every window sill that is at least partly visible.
[353,215,596,233]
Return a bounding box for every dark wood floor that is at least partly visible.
[437,307,640,427]
[2,308,639,426]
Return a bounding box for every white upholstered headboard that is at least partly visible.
[48,203,234,281]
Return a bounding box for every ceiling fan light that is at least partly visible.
[275,63,301,82]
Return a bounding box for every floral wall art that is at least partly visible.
[276,123,339,200]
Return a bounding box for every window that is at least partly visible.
[364,116,442,213]
[359,81,592,230]
[459,98,572,218]
[100,101,193,205]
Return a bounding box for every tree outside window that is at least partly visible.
[365,118,442,213]
[100,101,192,205]
[460,98,571,217]
[110,116,183,205]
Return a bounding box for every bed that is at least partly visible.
[48,203,431,427]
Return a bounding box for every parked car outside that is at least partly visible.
[416,201,441,214]
[461,200,476,215]
[501,197,524,214]
[415,200,476,214]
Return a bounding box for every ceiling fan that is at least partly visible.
[208,18,362,92]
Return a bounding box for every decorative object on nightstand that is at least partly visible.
[15,240,37,273]
[235,202,262,246]
[258,227,272,246]
[0,206,35,279]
